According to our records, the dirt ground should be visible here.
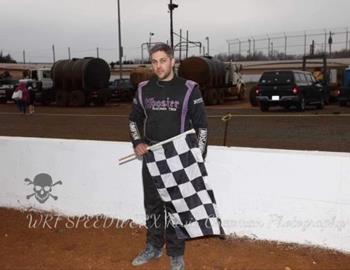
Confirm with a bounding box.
[1,101,350,152]
[1,208,350,270]
[1,100,350,269]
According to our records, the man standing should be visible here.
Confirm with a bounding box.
[129,43,208,270]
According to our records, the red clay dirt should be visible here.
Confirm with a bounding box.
[1,208,350,270]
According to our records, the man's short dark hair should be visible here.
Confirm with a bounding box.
[149,42,174,58]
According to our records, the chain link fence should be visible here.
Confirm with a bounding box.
[2,27,350,64]
[227,27,350,59]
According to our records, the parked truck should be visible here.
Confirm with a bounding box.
[20,68,55,105]
[52,57,111,106]
[302,54,347,103]
[338,67,350,106]
[178,56,245,105]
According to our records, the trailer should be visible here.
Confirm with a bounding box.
[52,58,111,106]
[178,56,245,105]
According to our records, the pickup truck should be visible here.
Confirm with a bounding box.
[338,68,350,106]
[256,70,325,112]
[338,87,350,106]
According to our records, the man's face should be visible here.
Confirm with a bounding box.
[151,50,175,81]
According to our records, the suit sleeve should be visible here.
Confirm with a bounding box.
[188,85,208,159]
[128,88,145,148]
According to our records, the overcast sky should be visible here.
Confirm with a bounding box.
[1,0,350,63]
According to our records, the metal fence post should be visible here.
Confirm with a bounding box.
[221,113,233,146]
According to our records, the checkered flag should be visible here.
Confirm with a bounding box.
[145,129,224,239]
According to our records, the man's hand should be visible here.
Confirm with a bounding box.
[134,143,149,157]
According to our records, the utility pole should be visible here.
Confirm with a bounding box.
[248,39,251,57]
[346,27,349,51]
[117,0,123,80]
[141,42,149,64]
[68,47,71,60]
[304,32,307,56]
[310,40,315,56]
[238,39,242,59]
[324,29,327,53]
[148,32,154,52]
[205,36,209,56]
[186,30,189,59]
[252,37,256,56]
[22,50,26,64]
[96,47,100,58]
[141,43,144,64]
[179,29,182,61]
[52,44,56,63]
[148,32,154,61]
[168,0,178,50]
[271,42,274,57]
[284,33,287,58]
[328,31,333,56]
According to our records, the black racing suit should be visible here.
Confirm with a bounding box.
[129,76,208,256]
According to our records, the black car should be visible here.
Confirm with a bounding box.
[0,79,17,103]
[108,78,135,101]
[256,70,325,112]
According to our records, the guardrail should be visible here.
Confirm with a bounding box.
[0,136,349,252]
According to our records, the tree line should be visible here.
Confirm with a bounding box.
[1,48,350,64]
[0,51,16,63]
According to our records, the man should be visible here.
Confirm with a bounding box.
[129,43,208,270]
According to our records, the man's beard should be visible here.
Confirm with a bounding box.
[157,68,173,81]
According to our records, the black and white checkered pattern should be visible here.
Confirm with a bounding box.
[145,132,224,239]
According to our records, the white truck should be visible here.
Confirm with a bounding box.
[226,61,245,100]
[23,68,55,105]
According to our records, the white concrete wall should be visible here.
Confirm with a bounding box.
[1,136,350,253]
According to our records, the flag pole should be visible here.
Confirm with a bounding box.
[118,129,196,165]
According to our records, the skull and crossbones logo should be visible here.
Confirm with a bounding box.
[25,173,62,204]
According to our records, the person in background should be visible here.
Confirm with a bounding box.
[27,82,35,115]
[14,81,30,115]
